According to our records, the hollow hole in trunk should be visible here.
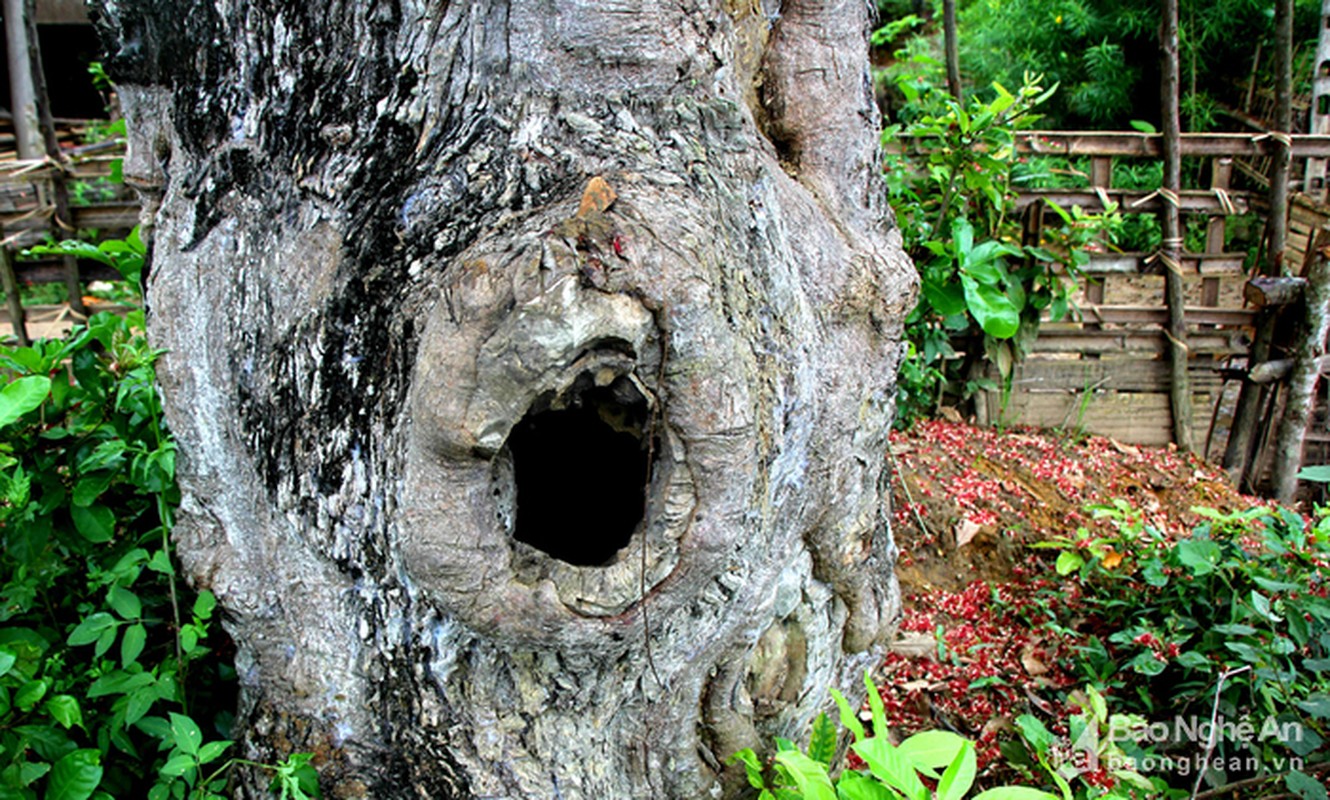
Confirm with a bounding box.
[506,372,655,566]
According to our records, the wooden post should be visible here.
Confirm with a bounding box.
[1162,0,1193,452]
[3,0,42,160]
[1085,157,1111,310]
[1271,251,1330,503]
[1225,0,1295,484]
[943,0,960,100]
[1303,0,1330,202]
[21,0,86,316]
[1203,157,1232,308]
[0,242,29,347]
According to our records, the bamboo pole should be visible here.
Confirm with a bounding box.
[21,0,85,316]
[943,0,960,100]
[0,236,29,347]
[3,0,41,159]
[1224,0,1295,486]
[1162,0,1193,452]
[1272,251,1330,503]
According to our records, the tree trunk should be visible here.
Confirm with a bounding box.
[90,2,917,798]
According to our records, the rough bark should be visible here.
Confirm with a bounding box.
[90,1,917,798]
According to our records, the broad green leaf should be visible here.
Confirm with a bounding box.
[72,504,115,543]
[108,586,142,620]
[1055,550,1084,576]
[773,751,836,800]
[863,672,888,741]
[147,549,174,574]
[936,740,977,800]
[836,771,898,800]
[71,471,114,507]
[808,712,837,767]
[1296,694,1330,719]
[960,275,1020,339]
[47,749,102,800]
[14,679,47,711]
[922,277,967,317]
[1175,538,1222,576]
[159,754,197,778]
[87,670,155,698]
[1015,715,1054,756]
[169,712,203,756]
[193,590,217,620]
[1251,590,1281,622]
[897,729,967,774]
[0,648,15,677]
[853,738,928,800]
[1296,465,1330,483]
[197,740,232,766]
[120,623,146,667]
[45,695,83,730]
[1286,769,1329,800]
[125,686,157,727]
[0,376,51,428]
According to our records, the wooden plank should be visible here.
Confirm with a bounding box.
[1030,328,1248,356]
[985,387,1217,446]
[1077,251,1246,276]
[1004,358,1223,394]
[1016,188,1251,214]
[0,202,139,233]
[1073,304,1255,326]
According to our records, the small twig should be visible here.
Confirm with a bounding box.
[1192,759,1330,800]
[886,446,933,545]
[1189,665,1251,800]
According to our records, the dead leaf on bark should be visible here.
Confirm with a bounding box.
[1109,438,1140,458]
[577,175,617,217]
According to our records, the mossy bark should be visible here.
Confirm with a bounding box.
[90,1,917,797]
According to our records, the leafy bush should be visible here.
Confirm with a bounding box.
[731,671,1061,800]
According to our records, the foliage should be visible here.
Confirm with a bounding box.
[884,70,1115,426]
[730,671,1061,800]
[0,238,316,798]
[1031,502,1330,792]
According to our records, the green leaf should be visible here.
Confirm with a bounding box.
[68,613,117,646]
[936,740,977,800]
[830,688,866,742]
[124,686,157,727]
[853,738,928,800]
[1015,715,1054,756]
[1129,119,1157,134]
[0,647,16,677]
[94,626,117,659]
[147,549,174,574]
[728,748,767,791]
[71,504,115,543]
[1128,650,1167,676]
[960,275,1020,339]
[120,623,146,667]
[45,695,83,730]
[0,376,51,429]
[108,586,142,620]
[192,591,217,621]
[87,669,154,698]
[197,740,232,766]
[1296,465,1330,483]
[71,472,114,507]
[1251,590,1282,622]
[1175,538,1222,575]
[1211,623,1257,636]
[1055,550,1084,576]
[1296,694,1330,719]
[1304,658,1330,672]
[773,751,836,800]
[897,730,967,774]
[14,678,47,711]
[169,712,203,756]
[808,712,837,766]
[47,749,102,800]
[1286,769,1330,800]
[159,754,197,778]
[836,771,898,800]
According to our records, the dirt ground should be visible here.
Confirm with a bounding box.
[878,419,1273,774]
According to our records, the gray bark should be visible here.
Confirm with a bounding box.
[1272,255,1330,503]
[90,1,916,798]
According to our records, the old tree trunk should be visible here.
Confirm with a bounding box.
[91,1,916,796]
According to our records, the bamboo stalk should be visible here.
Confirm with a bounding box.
[1162,0,1193,452]
[1272,251,1330,502]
